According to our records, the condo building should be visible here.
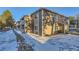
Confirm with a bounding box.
[19,8,69,36]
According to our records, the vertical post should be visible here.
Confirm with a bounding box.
[41,9,44,36]
[37,13,39,35]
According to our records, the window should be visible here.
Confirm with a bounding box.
[55,15,58,20]
[35,26,38,30]
[22,25,24,29]
[35,15,37,19]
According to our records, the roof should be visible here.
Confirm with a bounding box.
[31,8,68,18]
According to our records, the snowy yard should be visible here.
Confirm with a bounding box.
[16,30,79,51]
[0,30,17,51]
[23,33,79,51]
[1,29,79,51]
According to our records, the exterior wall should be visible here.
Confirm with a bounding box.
[19,15,32,33]
[24,16,32,33]
[42,9,54,36]
[34,12,39,35]
[20,19,26,33]
[32,8,69,36]
[31,10,42,35]
[19,8,69,36]
[64,18,69,33]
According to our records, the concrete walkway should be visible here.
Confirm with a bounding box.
[27,33,50,44]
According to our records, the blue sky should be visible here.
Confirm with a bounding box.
[0,7,79,21]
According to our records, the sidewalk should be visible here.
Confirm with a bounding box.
[27,33,50,44]
[69,31,79,35]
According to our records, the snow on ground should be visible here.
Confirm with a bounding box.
[4,29,79,51]
[45,34,79,51]
[15,30,79,51]
[21,32,79,51]
[0,30,17,51]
